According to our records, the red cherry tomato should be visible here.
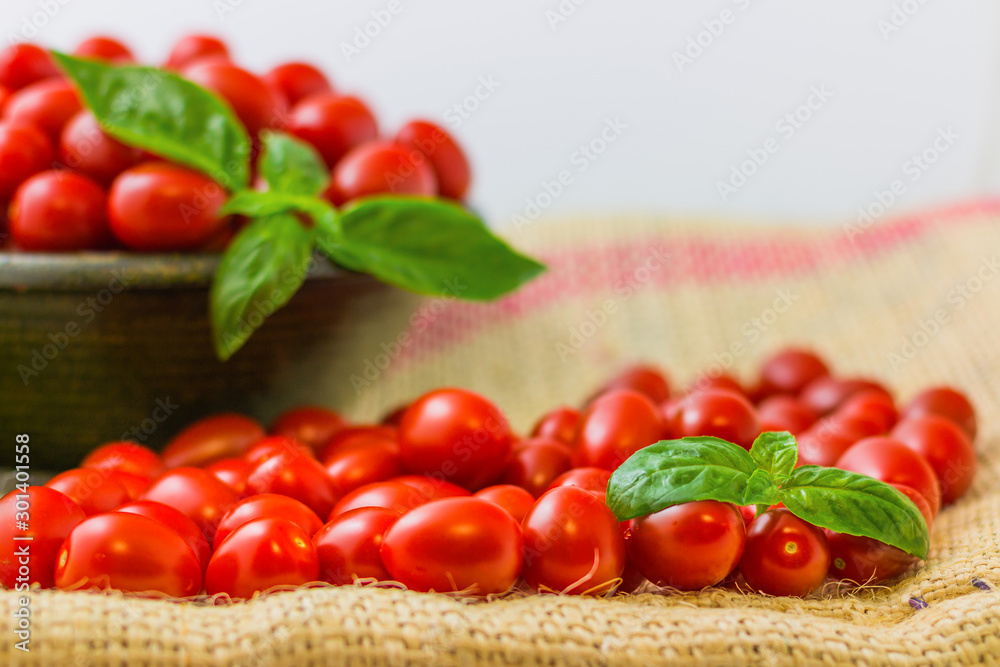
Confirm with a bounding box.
[671,389,759,450]
[381,497,523,594]
[140,467,239,541]
[45,467,130,516]
[184,62,286,138]
[104,470,151,500]
[474,484,535,523]
[263,62,333,106]
[796,422,859,468]
[161,413,265,468]
[55,512,202,597]
[324,439,402,496]
[521,486,626,595]
[757,348,829,397]
[0,122,54,200]
[890,415,977,505]
[9,170,109,251]
[270,405,347,450]
[165,35,230,70]
[834,436,941,518]
[598,365,671,405]
[108,163,229,251]
[330,480,430,518]
[902,387,977,440]
[213,493,323,549]
[738,509,830,597]
[530,406,581,444]
[116,500,212,572]
[324,141,437,206]
[624,501,745,590]
[204,457,249,495]
[245,451,338,518]
[287,94,377,168]
[825,530,915,585]
[890,483,935,529]
[573,390,664,470]
[59,110,141,186]
[835,390,897,434]
[81,441,164,479]
[395,120,471,200]
[757,395,818,435]
[392,475,471,501]
[314,507,398,585]
[500,438,573,498]
[317,425,397,459]
[546,467,612,501]
[801,376,890,416]
[3,79,81,142]
[398,388,514,491]
[0,486,86,588]
[205,517,319,599]
[0,44,60,91]
[0,85,9,114]
[73,37,134,63]
[687,373,746,397]
[244,436,313,468]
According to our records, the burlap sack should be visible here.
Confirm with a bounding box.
[3,202,1000,666]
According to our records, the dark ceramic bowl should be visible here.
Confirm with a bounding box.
[0,251,397,470]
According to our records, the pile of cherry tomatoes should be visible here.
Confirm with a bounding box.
[0,34,469,252]
[0,348,977,599]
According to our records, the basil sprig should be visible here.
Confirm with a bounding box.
[55,53,546,360]
[607,432,930,559]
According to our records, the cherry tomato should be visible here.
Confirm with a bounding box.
[835,390,897,434]
[529,406,581,445]
[161,413,264,468]
[324,439,402,496]
[204,457,249,495]
[573,390,664,470]
[0,44,59,92]
[45,467,130,516]
[474,484,535,523]
[263,62,333,107]
[671,389,759,450]
[244,436,313,468]
[0,85,9,114]
[324,141,437,205]
[81,441,164,479]
[59,110,141,186]
[796,422,859,468]
[757,348,829,397]
[757,395,818,435]
[624,501,745,590]
[890,483,935,529]
[318,425,396,459]
[392,475,471,501]
[330,480,430,518]
[546,467,612,501]
[521,486,626,595]
[245,451,338,518]
[74,37,134,63]
[213,493,323,549]
[314,507,398,585]
[205,517,319,599]
[825,530,914,585]
[3,79,81,142]
[902,387,977,440]
[0,486,86,588]
[0,122,54,200]
[890,415,977,504]
[104,470,152,500]
[108,163,229,251]
[598,365,671,405]
[687,373,746,397]
[801,376,890,416]
[738,509,830,597]
[270,405,347,450]
[55,512,202,597]
[140,467,239,541]
[9,170,109,251]
[395,120,470,200]
[287,94,377,168]
[381,497,523,594]
[835,436,941,517]
[398,388,514,491]
[500,438,573,498]
[165,35,230,70]
[184,62,286,138]
[116,500,212,572]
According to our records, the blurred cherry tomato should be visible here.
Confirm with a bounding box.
[825,529,914,585]
[395,120,470,200]
[738,509,830,597]
[835,390,897,434]
[324,439,402,496]
[318,426,397,461]
[687,373,746,397]
[205,517,319,599]
[546,467,612,501]
[757,395,818,435]
[287,94,377,168]
[0,122,54,200]
[45,467,130,516]
[161,413,265,468]
[474,484,535,523]
[381,497,523,594]
[73,37,134,63]
[521,487,626,595]
[165,35,230,70]
[573,390,664,470]
[81,441,164,479]
[204,457,249,495]
[800,376,890,416]
[245,451,338,518]
[9,170,109,251]
[392,475,470,501]
[104,470,151,500]
[314,507,398,585]
[140,467,239,541]
[0,43,60,91]
[757,348,829,397]
[530,407,581,445]
[624,501,745,590]
[598,365,671,405]
[213,493,323,549]
[835,436,941,518]
[60,111,141,186]
[3,79,81,141]
[902,387,977,441]
[796,422,859,468]
[330,480,429,519]
[244,436,313,468]
[263,62,332,106]
[184,62,286,138]
[270,405,347,450]
[116,500,212,572]
[500,438,573,498]
[671,389,759,450]
[0,486,86,588]
[891,415,977,504]
[55,512,202,596]
[325,141,437,205]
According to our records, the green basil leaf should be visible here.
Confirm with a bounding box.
[743,469,781,507]
[52,51,251,189]
[606,437,757,521]
[319,196,545,300]
[220,190,336,228]
[210,214,315,360]
[258,132,329,195]
[749,431,797,483]
[779,466,930,559]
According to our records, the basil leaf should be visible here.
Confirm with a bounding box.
[220,190,336,229]
[606,437,757,521]
[320,196,545,300]
[210,214,315,360]
[749,431,797,483]
[52,52,250,189]
[779,466,930,559]
[258,132,329,195]
[742,469,781,507]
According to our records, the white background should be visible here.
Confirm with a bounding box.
[4,0,999,228]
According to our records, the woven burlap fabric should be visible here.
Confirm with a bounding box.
[4,202,1000,666]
